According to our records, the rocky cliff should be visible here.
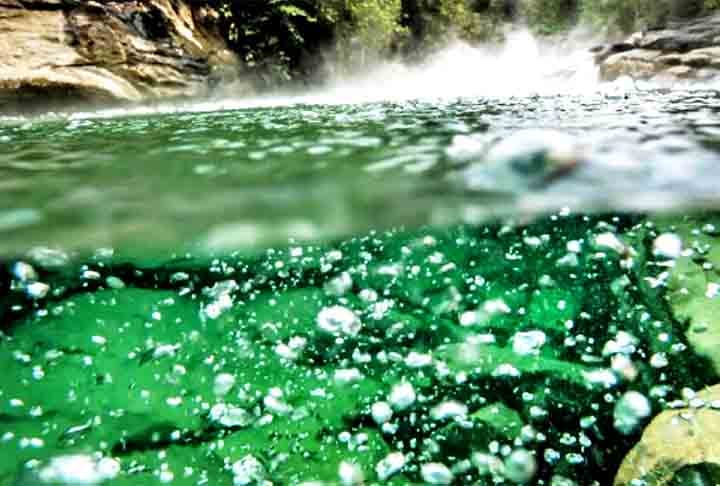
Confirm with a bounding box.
[593,14,720,83]
[0,0,244,113]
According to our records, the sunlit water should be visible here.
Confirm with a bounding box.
[2,35,720,485]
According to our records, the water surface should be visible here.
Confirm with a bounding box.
[2,88,720,257]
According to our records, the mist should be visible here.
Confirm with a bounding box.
[51,27,719,122]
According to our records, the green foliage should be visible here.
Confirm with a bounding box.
[323,0,406,71]
[205,0,407,84]
[441,0,508,42]
[345,0,405,49]
[576,0,708,35]
[402,0,508,53]
[520,0,578,35]
[527,0,718,37]
[198,0,720,86]
[207,1,337,85]
[276,3,317,20]
[577,0,651,35]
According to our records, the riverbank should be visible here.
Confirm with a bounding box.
[0,0,249,113]
[593,13,720,82]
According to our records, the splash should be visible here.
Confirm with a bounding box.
[53,30,607,120]
[316,30,604,102]
[16,28,718,121]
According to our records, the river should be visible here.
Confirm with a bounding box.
[1,34,720,485]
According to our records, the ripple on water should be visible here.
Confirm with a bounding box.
[0,91,720,253]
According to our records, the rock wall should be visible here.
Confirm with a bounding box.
[0,0,244,113]
[593,14,720,82]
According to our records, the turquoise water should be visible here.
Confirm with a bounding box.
[1,90,720,256]
[1,90,720,485]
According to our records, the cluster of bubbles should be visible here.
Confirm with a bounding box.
[0,213,717,485]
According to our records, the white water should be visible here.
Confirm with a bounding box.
[316,30,603,102]
[56,30,609,120]
[19,28,719,121]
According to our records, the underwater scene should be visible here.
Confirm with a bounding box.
[2,85,720,486]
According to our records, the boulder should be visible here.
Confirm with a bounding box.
[2,217,716,484]
[594,13,720,82]
[600,49,664,81]
[615,384,720,485]
[0,0,245,113]
[665,216,720,375]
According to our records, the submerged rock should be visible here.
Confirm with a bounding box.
[0,216,717,484]
[615,384,720,486]
[665,215,720,373]
[0,0,244,113]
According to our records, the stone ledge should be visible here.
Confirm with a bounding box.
[594,13,720,83]
[0,0,244,113]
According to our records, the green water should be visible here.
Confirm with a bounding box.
[2,90,720,256]
[2,92,720,485]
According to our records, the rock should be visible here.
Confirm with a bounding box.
[614,384,720,486]
[0,288,214,480]
[595,13,720,82]
[664,65,695,79]
[601,49,664,81]
[665,216,720,374]
[2,216,717,484]
[590,42,635,65]
[0,0,245,113]
[436,402,524,456]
